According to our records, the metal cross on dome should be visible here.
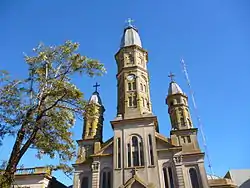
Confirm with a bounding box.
[93,82,100,92]
[126,18,134,26]
[168,72,175,82]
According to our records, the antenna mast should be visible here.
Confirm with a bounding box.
[181,58,214,177]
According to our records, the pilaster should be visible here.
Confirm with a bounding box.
[174,155,185,188]
[198,162,209,188]
[91,161,100,188]
[73,172,80,188]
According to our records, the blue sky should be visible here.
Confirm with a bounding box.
[1,0,250,186]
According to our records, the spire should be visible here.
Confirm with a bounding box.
[120,18,142,48]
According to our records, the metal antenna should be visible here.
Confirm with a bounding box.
[181,58,214,177]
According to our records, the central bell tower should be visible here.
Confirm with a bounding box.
[115,21,152,119]
[112,19,160,188]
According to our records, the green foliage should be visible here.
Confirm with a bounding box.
[0,41,105,187]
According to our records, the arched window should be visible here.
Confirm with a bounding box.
[168,167,174,188]
[101,169,112,188]
[88,127,92,136]
[128,95,137,107]
[144,84,147,92]
[127,74,136,91]
[128,83,132,91]
[132,136,139,166]
[140,83,143,91]
[117,138,121,168]
[163,168,169,188]
[127,135,144,167]
[180,118,185,126]
[189,168,200,188]
[132,82,136,90]
[146,100,150,110]
[139,141,144,165]
[128,96,133,107]
[187,118,192,127]
[148,134,154,165]
[142,97,145,107]
[127,143,131,167]
[163,166,174,188]
[81,177,88,188]
[133,95,137,106]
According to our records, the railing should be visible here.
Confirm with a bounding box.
[15,167,52,175]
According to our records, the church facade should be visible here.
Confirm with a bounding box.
[72,22,235,188]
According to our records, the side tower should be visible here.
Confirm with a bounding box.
[73,86,105,188]
[166,75,209,188]
[82,86,105,142]
[111,20,160,188]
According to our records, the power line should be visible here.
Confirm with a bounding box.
[181,58,214,177]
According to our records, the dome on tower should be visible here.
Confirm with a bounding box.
[168,81,183,95]
[120,25,142,48]
[88,91,102,105]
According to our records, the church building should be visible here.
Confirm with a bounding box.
[72,21,237,188]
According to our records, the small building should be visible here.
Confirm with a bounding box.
[11,166,67,188]
[224,169,250,188]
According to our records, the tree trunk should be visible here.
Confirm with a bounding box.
[0,129,24,187]
[1,123,39,187]
[1,168,15,188]
[0,108,39,187]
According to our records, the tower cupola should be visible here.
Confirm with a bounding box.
[89,91,102,106]
[168,81,183,95]
[120,18,142,48]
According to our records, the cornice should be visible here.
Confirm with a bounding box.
[116,65,149,79]
[111,115,158,129]
[115,45,148,57]
[170,128,198,135]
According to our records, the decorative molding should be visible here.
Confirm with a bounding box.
[174,155,183,164]
[91,161,100,172]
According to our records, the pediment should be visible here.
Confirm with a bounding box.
[122,175,148,188]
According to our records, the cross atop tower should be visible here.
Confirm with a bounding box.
[93,82,100,92]
[168,72,175,82]
[126,18,134,27]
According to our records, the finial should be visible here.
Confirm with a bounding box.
[93,82,100,92]
[126,18,134,27]
[168,72,175,82]
[131,167,138,176]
